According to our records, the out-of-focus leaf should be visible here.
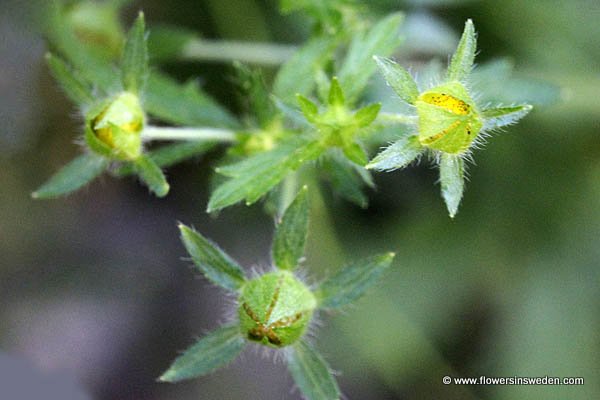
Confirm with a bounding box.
[342,142,368,166]
[274,36,338,103]
[447,19,476,82]
[114,141,218,176]
[179,224,246,291]
[32,153,108,199]
[272,187,309,270]
[354,103,381,127]
[374,56,419,105]
[159,325,245,382]
[367,135,423,171]
[46,53,94,106]
[482,104,533,131]
[321,149,374,208]
[145,72,238,128]
[286,340,340,400]
[439,153,464,218]
[316,253,395,309]
[132,154,170,197]
[235,63,277,128]
[339,13,403,103]
[208,138,324,212]
[147,24,198,62]
[121,12,148,94]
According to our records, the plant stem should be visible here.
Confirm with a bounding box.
[181,39,297,66]
[142,126,238,142]
[377,112,418,125]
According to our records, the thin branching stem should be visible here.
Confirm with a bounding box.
[142,126,238,142]
[181,40,297,65]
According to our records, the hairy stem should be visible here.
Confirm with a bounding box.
[377,112,418,125]
[142,126,238,142]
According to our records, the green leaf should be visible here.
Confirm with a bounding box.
[373,56,419,105]
[321,150,374,208]
[297,95,319,123]
[32,152,108,199]
[327,77,345,106]
[354,103,381,127]
[145,72,239,128]
[439,153,464,218]
[179,224,246,291]
[147,24,198,62]
[272,187,309,271]
[114,141,218,176]
[274,37,338,103]
[208,139,324,212]
[286,340,340,400]
[159,325,245,382]
[132,155,170,197]
[447,19,476,82]
[342,142,368,166]
[339,13,403,104]
[367,135,423,171]
[482,104,533,130]
[234,63,277,128]
[45,53,93,106]
[316,252,395,309]
[121,12,148,93]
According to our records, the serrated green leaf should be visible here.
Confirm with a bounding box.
[321,150,374,208]
[354,103,381,127]
[208,139,324,212]
[367,135,423,171]
[179,224,246,291]
[274,36,338,103]
[316,252,395,309]
[439,153,464,218]
[114,141,218,176]
[159,325,245,382]
[121,12,148,94]
[447,19,476,82]
[132,154,170,197]
[328,77,345,106]
[272,187,309,271]
[373,56,419,104]
[297,95,319,123]
[145,72,238,128]
[342,142,368,166]
[482,104,533,130]
[286,340,340,400]
[46,53,94,106]
[339,13,403,104]
[32,153,108,199]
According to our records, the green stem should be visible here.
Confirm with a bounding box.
[181,40,297,66]
[377,112,418,125]
[141,126,238,142]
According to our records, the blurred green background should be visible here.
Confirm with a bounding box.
[0,0,598,399]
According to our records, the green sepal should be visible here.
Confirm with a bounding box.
[354,103,381,127]
[342,142,368,166]
[45,53,94,106]
[482,104,533,130]
[272,187,309,271]
[327,77,345,107]
[439,153,465,218]
[297,94,319,123]
[84,101,115,158]
[179,224,246,291]
[121,12,148,94]
[367,135,423,171]
[159,325,245,382]
[373,56,419,105]
[339,13,404,104]
[208,139,324,212]
[316,252,395,309]
[286,340,340,400]
[132,154,170,197]
[447,19,476,82]
[32,152,109,199]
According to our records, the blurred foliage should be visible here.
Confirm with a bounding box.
[0,0,598,400]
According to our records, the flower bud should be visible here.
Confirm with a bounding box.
[238,271,316,348]
[91,92,144,160]
[415,81,482,154]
